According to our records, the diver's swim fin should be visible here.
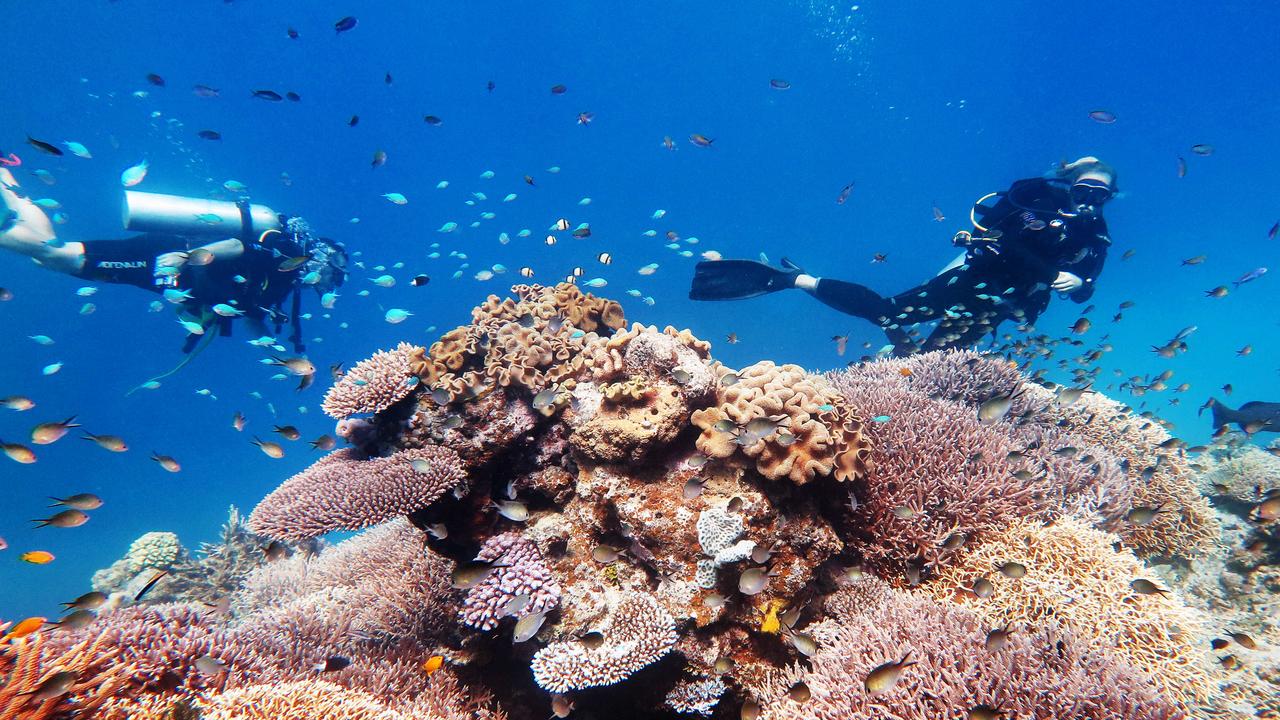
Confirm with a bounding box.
[689,260,799,301]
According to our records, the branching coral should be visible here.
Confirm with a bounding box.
[1023,384,1220,558]
[921,516,1212,709]
[461,532,561,631]
[665,676,727,716]
[0,631,133,720]
[531,592,678,693]
[323,342,424,419]
[691,361,871,484]
[248,445,466,541]
[751,577,1185,720]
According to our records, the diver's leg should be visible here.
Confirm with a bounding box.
[805,278,895,323]
[0,168,85,274]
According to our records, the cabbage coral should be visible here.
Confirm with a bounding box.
[921,516,1212,709]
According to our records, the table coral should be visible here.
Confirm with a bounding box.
[322,342,424,419]
[247,445,466,541]
[461,532,561,631]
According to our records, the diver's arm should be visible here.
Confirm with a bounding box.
[1060,222,1110,302]
[0,168,85,274]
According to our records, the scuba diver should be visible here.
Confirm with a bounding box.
[690,157,1117,356]
[0,167,346,357]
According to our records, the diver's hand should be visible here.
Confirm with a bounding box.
[154,251,187,273]
[0,167,57,247]
[1052,271,1083,293]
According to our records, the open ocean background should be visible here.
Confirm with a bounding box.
[2,0,1278,618]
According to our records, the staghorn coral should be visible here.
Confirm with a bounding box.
[750,577,1184,720]
[531,592,679,693]
[198,673,506,720]
[691,361,871,484]
[921,516,1212,710]
[461,532,561,631]
[323,342,424,419]
[1024,383,1220,558]
[1199,443,1280,503]
[829,365,1107,578]
[247,445,466,541]
[0,630,133,720]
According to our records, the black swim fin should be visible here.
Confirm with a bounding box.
[689,260,799,301]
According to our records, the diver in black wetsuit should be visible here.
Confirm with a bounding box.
[0,167,347,354]
[689,157,1117,356]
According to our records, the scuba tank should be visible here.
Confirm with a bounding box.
[123,191,281,237]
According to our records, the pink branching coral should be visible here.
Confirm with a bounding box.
[322,342,424,419]
[829,369,1080,577]
[751,578,1184,720]
[461,532,561,631]
[531,592,678,693]
[248,446,466,541]
[665,676,728,716]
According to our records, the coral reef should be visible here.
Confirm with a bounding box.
[29,286,1261,720]
[248,445,467,541]
[323,342,425,419]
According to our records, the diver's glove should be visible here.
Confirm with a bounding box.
[1051,271,1083,293]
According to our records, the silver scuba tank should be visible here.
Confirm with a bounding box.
[122,191,281,237]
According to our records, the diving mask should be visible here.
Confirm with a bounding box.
[1070,179,1113,208]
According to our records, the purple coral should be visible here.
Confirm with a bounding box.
[531,592,678,693]
[460,532,561,631]
[322,342,423,419]
[247,446,466,541]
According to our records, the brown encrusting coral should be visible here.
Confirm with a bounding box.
[19,286,1244,720]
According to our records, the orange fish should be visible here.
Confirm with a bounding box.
[1,616,47,641]
[898,368,913,377]
[422,655,444,675]
[20,550,55,565]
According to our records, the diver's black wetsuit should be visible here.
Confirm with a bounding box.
[74,231,307,350]
[813,177,1110,354]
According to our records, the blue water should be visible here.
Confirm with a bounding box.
[2,1,1278,618]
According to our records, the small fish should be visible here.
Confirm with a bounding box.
[49,493,102,510]
[251,436,285,458]
[1126,505,1165,526]
[32,509,90,528]
[422,655,446,674]
[269,356,316,376]
[134,569,168,601]
[1234,267,1267,287]
[494,500,529,522]
[195,655,229,676]
[309,435,336,451]
[187,247,216,265]
[997,561,1026,579]
[197,130,222,141]
[1,617,47,642]
[971,577,995,599]
[513,611,549,643]
[1270,220,1279,241]
[31,416,80,444]
[864,653,916,694]
[984,626,1012,652]
[1069,317,1092,334]
[20,550,55,564]
[272,425,301,441]
[423,115,443,126]
[550,693,575,718]
[383,192,408,205]
[836,182,854,205]
[371,150,388,169]
[277,255,310,272]
[22,670,78,703]
[263,541,288,561]
[1190,143,1214,156]
[738,567,769,595]
[315,655,351,672]
[592,545,623,563]
[233,412,247,431]
[62,141,91,159]
[385,308,412,324]
[193,84,220,97]
[689,133,715,148]
[120,160,149,187]
[1130,578,1169,596]
[1181,255,1207,266]
[26,135,64,156]
[1204,285,1229,298]
[52,609,96,631]
[335,15,358,32]
[932,203,945,222]
[451,559,503,589]
[1176,156,1187,178]
[82,432,127,452]
[61,591,107,611]
[1088,109,1116,124]
[977,395,1014,424]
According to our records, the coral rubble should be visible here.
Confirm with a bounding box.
[11,285,1257,720]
